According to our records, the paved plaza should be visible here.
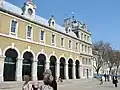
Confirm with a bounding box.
[58,79,120,90]
[0,79,120,90]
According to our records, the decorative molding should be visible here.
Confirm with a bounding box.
[3,45,20,58]
[52,51,55,55]
[11,43,15,49]
[28,46,31,51]
[0,33,80,55]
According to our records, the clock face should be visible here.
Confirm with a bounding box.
[28,8,33,15]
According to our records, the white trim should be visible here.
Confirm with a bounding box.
[21,49,35,61]
[26,25,33,40]
[51,33,56,47]
[36,51,47,61]
[0,33,80,54]
[9,19,18,37]
[3,46,20,58]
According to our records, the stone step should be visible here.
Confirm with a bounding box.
[0,81,24,89]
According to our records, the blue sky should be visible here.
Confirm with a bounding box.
[7,0,120,49]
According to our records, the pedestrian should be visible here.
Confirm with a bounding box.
[113,76,118,87]
[100,75,103,85]
[104,74,106,82]
[39,69,53,90]
[50,77,57,90]
[22,75,33,90]
[107,74,110,81]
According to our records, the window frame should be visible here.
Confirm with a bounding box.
[76,42,78,50]
[9,19,18,37]
[68,40,72,49]
[51,33,56,46]
[81,33,83,40]
[40,29,45,43]
[26,25,33,40]
[60,36,64,48]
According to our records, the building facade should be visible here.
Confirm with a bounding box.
[0,0,93,82]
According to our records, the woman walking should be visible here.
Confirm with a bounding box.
[22,75,33,90]
[39,69,54,90]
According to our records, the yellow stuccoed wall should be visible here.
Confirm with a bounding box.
[0,36,80,61]
[0,11,82,62]
[0,13,10,34]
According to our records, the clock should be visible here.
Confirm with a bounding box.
[28,8,33,15]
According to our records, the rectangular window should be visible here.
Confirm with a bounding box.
[83,69,85,76]
[61,37,64,47]
[81,33,83,40]
[76,43,78,50]
[87,36,89,41]
[88,47,89,53]
[85,58,88,65]
[10,20,17,34]
[82,44,84,52]
[27,26,32,39]
[40,30,44,41]
[52,34,55,44]
[69,40,71,49]
[85,45,87,52]
[82,58,84,64]
[84,35,86,40]
[89,59,91,65]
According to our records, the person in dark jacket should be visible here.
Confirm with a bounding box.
[112,76,118,87]
[50,78,57,90]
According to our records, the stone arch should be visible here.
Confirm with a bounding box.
[37,53,46,80]
[68,58,73,79]
[21,49,35,61]
[3,48,18,81]
[59,57,66,79]
[22,51,34,78]
[36,52,47,61]
[75,60,80,79]
[3,46,20,58]
[49,54,57,78]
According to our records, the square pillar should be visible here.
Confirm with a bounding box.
[16,58,23,81]
[72,63,76,79]
[80,65,83,78]
[56,61,60,79]
[0,56,4,82]
[32,60,38,81]
[45,58,50,70]
[65,62,69,80]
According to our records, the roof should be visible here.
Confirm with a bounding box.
[1,1,77,38]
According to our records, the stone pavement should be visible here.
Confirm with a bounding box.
[58,79,120,90]
[0,79,120,90]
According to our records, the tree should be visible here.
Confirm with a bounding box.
[114,50,120,75]
[103,45,115,75]
[93,41,106,74]
[93,50,103,74]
